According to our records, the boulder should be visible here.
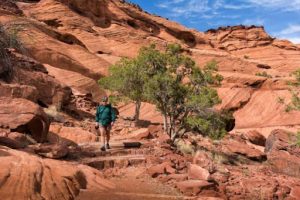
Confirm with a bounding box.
[147,162,176,178]
[193,151,214,170]
[221,138,266,161]
[129,128,150,140]
[0,146,114,200]
[265,129,294,153]
[176,180,214,195]
[48,124,97,145]
[243,130,266,146]
[0,97,49,142]
[31,143,69,159]
[268,150,300,178]
[188,164,210,181]
[264,130,300,178]
[224,173,282,200]
[0,132,33,149]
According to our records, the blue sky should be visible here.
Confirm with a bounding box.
[129,0,300,44]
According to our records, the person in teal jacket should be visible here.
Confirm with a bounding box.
[95,96,117,151]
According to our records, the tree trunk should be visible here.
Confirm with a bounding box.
[134,100,141,123]
[169,116,176,141]
[163,113,168,135]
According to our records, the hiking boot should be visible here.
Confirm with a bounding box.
[106,143,111,149]
[100,145,106,151]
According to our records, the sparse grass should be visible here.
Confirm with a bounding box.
[255,71,272,78]
[44,106,65,123]
[0,22,27,82]
[295,131,300,147]
[175,139,196,155]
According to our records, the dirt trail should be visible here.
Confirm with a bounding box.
[77,167,185,200]
[75,136,185,200]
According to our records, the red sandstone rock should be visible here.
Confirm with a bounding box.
[0,146,114,200]
[48,124,97,145]
[268,150,300,178]
[0,83,38,102]
[265,129,293,153]
[290,186,300,199]
[31,143,69,159]
[176,180,214,195]
[0,132,33,149]
[147,161,175,178]
[243,130,266,146]
[188,164,210,181]
[129,128,150,140]
[0,97,49,143]
[193,151,214,170]
[221,138,266,161]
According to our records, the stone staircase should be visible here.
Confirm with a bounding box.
[78,141,150,170]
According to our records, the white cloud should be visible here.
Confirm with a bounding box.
[243,18,265,26]
[273,24,300,44]
[246,0,300,11]
[288,37,300,44]
[279,24,300,35]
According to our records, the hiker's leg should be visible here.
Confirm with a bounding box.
[106,127,110,144]
[100,126,106,147]
[95,125,100,142]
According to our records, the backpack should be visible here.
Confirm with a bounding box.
[112,107,119,116]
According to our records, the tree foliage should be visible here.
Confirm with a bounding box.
[99,44,165,121]
[99,43,229,140]
[145,44,226,140]
[286,69,300,111]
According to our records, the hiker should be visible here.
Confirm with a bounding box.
[95,96,117,151]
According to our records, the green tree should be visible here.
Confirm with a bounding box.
[99,44,166,122]
[99,58,145,121]
[145,44,225,140]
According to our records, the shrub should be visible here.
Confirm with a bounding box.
[0,22,26,82]
[255,71,272,78]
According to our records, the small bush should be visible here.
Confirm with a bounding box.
[0,23,26,82]
[255,71,272,78]
[244,55,249,59]
[296,131,300,147]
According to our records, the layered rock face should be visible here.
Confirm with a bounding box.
[0,0,300,199]
[0,146,114,200]
[1,0,296,134]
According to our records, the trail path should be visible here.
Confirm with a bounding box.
[75,136,186,200]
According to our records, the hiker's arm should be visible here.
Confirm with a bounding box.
[111,108,117,124]
[95,107,99,122]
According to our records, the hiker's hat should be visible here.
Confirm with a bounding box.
[101,96,108,102]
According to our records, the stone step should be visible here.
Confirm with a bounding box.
[79,141,144,156]
[82,154,146,170]
[93,148,151,157]
[78,191,190,200]
[79,141,143,149]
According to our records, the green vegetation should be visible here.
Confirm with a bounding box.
[255,71,272,78]
[286,69,300,111]
[0,22,26,82]
[279,69,300,112]
[99,44,229,140]
[99,44,165,121]
[296,131,300,147]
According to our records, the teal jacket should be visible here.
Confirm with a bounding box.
[95,104,116,126]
